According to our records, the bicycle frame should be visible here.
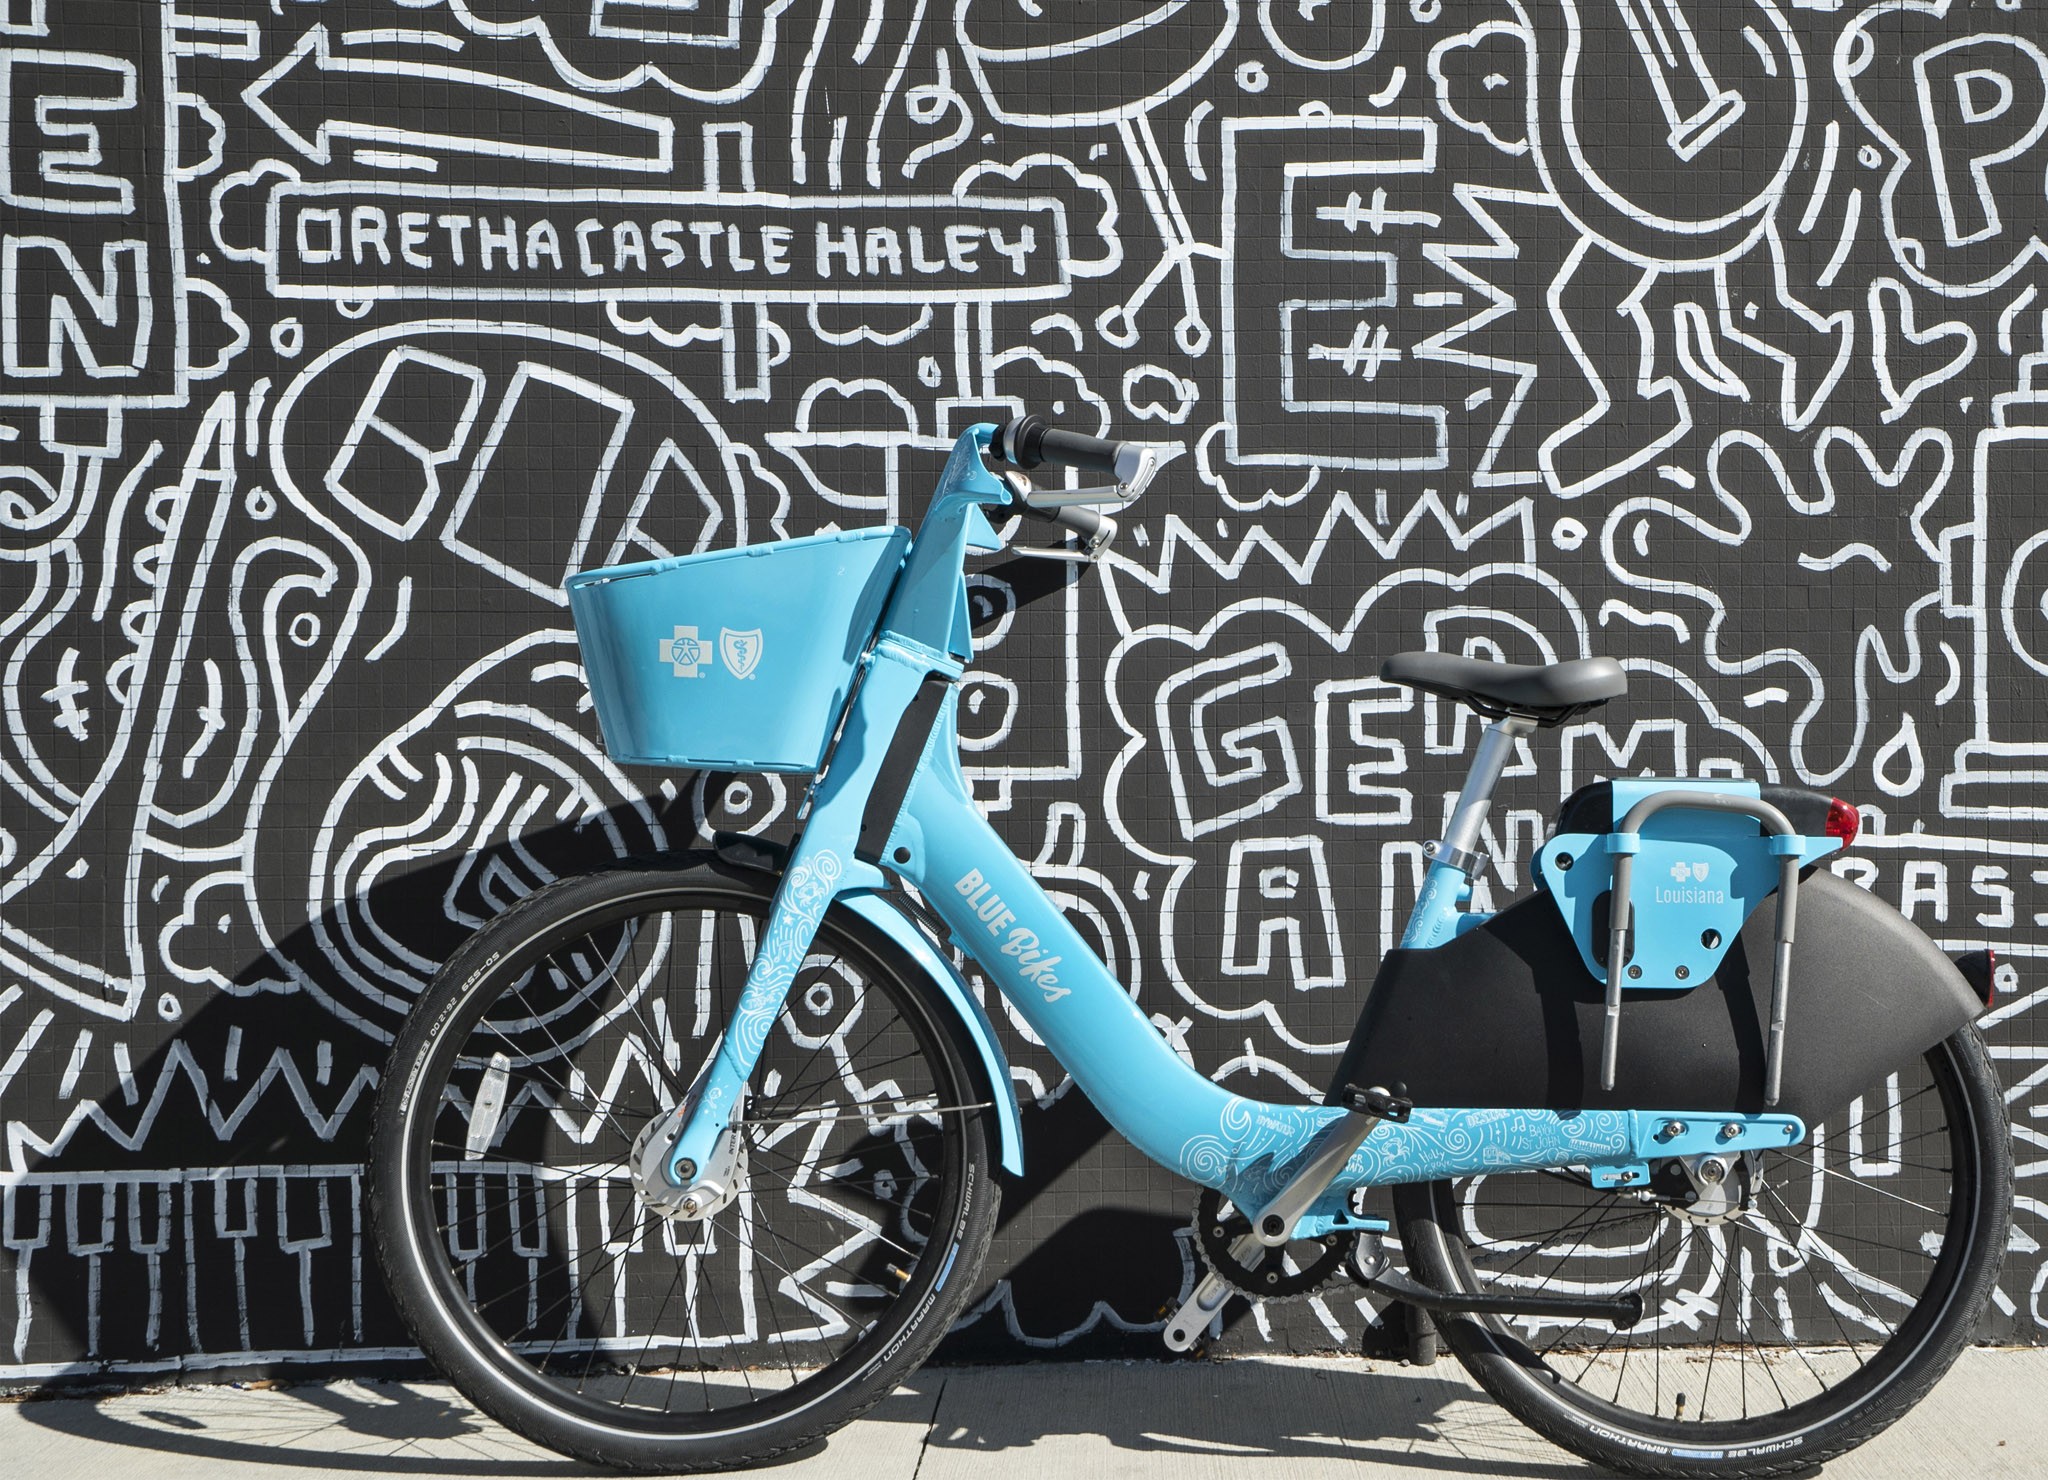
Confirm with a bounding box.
[663,426,1804,1221]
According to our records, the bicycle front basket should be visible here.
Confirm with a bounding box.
[565,527,911,774]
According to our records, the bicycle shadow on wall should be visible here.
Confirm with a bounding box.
[11,800,930,1470]
[0,544,1058,1357]
[6,808,632,1351]
[8,551,1486,1467]
[11,787,1536,1471]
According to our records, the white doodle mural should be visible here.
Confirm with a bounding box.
[2,0,2047,1378]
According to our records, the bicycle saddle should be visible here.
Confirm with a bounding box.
[1380,651,1626,725]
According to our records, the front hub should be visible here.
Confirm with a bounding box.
[630,1102,746,1221]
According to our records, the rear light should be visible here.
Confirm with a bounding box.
[1956,949,1997,1008]
[1825,797,1860,847]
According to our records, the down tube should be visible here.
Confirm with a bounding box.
[894,755,1641,1209]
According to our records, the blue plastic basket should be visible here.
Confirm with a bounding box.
[565,528,911,773]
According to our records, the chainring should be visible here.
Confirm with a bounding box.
[1192,1187,1356,1300]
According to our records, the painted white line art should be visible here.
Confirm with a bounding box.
[0,0,2043,1378]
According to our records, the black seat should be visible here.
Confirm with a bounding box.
[1381,651,1626,724]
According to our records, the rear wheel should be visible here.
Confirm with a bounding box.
[1393,1027,2010,1478]
[368,858,1000,1471]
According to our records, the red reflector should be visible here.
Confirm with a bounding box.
[1957,949,1998,1008]
[1825,797,1861,847]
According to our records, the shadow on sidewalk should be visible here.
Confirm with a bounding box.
[9,1361,1597,1477]
[899,1359,1594,1478]
[13,1374,922,1474]
[15,1378,598,1473]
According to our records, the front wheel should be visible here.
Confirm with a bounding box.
[1393,1026,2011,1479]
[368,857,1000,1472]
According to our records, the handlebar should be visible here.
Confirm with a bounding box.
[989,415,1125,474]
[986,414,1158,561]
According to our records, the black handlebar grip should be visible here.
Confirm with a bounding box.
[992,415,1124,474]
[1034,427,1123,475]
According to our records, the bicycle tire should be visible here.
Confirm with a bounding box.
[368,856,1000,1471]
[1392,1026,2011,1479]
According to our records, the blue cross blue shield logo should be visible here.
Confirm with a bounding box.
[659,626,710,678]
[720,628,764,679]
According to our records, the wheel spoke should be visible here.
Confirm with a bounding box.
[381,880,985,1439]
[1408,1037,1990,1452]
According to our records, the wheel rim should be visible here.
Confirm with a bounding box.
[1418,1037,1989,1445]
[391,882,978,1438]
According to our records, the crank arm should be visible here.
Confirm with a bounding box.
[1162,1227,1265,1352]
[1362,1264,1644,1329]
[1161,1268,1232,1353]
[1249,1084,1410,1246]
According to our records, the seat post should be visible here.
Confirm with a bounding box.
[1432,714,1536,874]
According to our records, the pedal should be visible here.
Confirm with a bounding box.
[1336,1084,1412,1121]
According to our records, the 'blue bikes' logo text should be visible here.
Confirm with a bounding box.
[955,869,1068,1001]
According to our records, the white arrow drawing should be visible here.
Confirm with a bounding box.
[242,25,675,173]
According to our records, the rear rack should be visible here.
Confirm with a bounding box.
[1602,790,1806,1104]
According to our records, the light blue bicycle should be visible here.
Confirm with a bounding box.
[368,419,2009,1478]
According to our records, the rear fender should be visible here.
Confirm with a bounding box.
[1329,868,1984,1124]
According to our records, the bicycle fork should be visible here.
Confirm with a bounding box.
[644,635,960,1213]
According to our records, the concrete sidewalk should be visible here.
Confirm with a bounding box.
[4,1348,2042,1479]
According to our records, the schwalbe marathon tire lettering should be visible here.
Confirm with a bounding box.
[1390,1027,2012,1479]
[367,859,1001,1472]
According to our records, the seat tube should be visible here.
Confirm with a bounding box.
[1400,714,1534,949]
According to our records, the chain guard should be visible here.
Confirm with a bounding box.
[1192,1187,1356,1301]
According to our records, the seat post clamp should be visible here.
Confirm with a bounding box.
[1422,839,1486,877]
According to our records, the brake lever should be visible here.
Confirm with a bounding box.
[1021,483,1134,509]
[998,474,1118,562]
[1001,446,1157,506]
[1011,513,1116,563]
[995,444,1154,563]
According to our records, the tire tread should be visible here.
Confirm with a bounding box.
[367,860,999,1472]
[1392,1027,2012,1480]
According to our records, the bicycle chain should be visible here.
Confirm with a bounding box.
[1190,1186,1357,1301]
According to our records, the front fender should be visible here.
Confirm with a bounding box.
[709,832,1023,1174]
[838,889,1025,1175]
